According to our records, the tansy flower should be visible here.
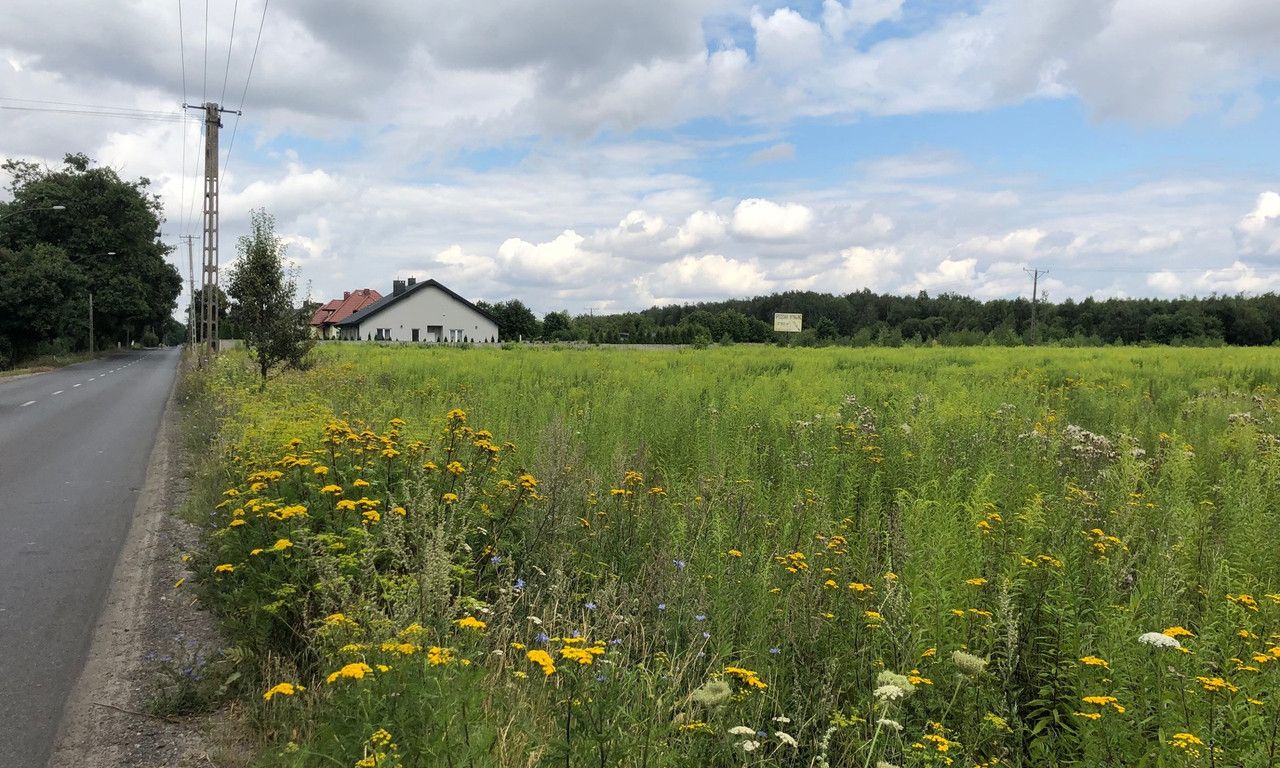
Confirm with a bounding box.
[352,478,371,488]
[313,466,328,476]
[1080,656,1110,668]
[727,549,743,558]
[214,563,234,574]
[1162,626,1195,638]
[426,646,454,666]
[455,616,487,631]
[326,662,373,683]
[446,461,466,476]
[442,493,459,504]
[336,499,357,511]
[263,682,303,700]
[320,484,343,494]
[724,666,768,690]
[527,649,556,676]
[269,538,293,552]
[965,577,988,587]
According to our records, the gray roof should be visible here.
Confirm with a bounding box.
[336,279,499,327]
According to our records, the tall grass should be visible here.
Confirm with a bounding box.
[185,344,1280,767]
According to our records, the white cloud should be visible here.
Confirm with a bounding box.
[664,209,726,252]
[731,198,813,240]
[1237,191,1280,256]
[1195,261,1280,293]
[1146,271,1182,293]
[822,0,903,39]
[643,253,771,300]
[750,8,825,71]
[960,228,1047,258]
[747,142,796,165]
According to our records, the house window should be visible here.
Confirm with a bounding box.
[411,328,420,342]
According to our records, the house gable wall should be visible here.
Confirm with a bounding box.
[341,284,499,342]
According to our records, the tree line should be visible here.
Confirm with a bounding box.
[484,290,1280,347]
[0,154,183,368]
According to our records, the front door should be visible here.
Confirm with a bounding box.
[411,328,420,342]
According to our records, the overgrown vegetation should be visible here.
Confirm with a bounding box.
[186,345,1280,766]
[0,153,182,367]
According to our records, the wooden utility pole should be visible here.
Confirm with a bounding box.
[180,234,197,349]
[185,101,240,362]
[1024,267,1049,345]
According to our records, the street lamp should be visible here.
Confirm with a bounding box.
[83,251,116,355]
[0,204,66,221]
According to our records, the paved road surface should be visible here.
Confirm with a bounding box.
[0,348,180,767]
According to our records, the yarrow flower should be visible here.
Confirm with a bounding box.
[1138,632,1182,649]
[952,650,988,676]
[728,726,755,736]
[775,731,798,747]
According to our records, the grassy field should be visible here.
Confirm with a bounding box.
[181,343,1280,767]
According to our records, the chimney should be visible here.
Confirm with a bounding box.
[344,291,351,299]
[407,277,417,286]
[392,279,406,296]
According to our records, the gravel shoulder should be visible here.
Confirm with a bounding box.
[46,359,251,768]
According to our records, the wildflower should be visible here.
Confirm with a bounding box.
[336,499,358,511]
[739,740,760,752]
[678,721,710,733]
[173,578,185,589]
[584,601,597,610]
[1196,676,1239,693]
[441,493,459,504]
[877,718,903,732]
[728,549,743,558]
[361,509,381,525]
[446,460,465,476]
[313,465,328,476]
[269,538,293,552]
[965,577,988,587]
[214,563,234,574]
[1138,632,1182,649]
[1082,695,1125,713]
[673,559,686,571]
[1170,732,1204,754]
[1227,593,1260,611]
[772,715,791,724]
[694,613,706,622]
[1080,656,1110,668]
[848,582,872,592]
[874,684,910,701]
[426,646,454,666]
[776,731,798,747]
[823,579,839,589]
[527,649,556,676]
[728,726,755,736]
[1074,711,1102,720]
[455,616,486,631]
[691,679,732,706]
[561,644,606,665]
[352,478,371,488]
[263,682,303,700]
[724,666,768,690]
[228,518,246,528]
[1162,626,1195,638]
[326,662,374,683]
[320,484,343,494]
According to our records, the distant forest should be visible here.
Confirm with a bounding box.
[520,290,1280,347]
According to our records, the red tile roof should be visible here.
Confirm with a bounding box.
[310,289,382,327]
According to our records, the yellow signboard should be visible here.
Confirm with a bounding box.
[773,313,803,332]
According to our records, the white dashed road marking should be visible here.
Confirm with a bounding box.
[73,384,81,388]
[51,391,63,396]
[20,401,36,408]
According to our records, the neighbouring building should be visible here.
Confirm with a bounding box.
[310,288,382,339]
[335,277,500,343]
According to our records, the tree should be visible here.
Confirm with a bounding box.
[476,299,541,341]
[227,210,313,383]
[542,310,571,340]
[0,153,181,361]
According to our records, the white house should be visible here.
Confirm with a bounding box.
[336,278,500,343]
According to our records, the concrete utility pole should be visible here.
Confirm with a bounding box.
[88,293,93,355]
[1024,267,1049,345]
[180,234,197,349]
[184,101,240,362]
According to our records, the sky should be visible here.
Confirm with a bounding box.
[1,0,1279,315]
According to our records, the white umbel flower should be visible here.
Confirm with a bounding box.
[728,726,755,736]
[876,717,903,732]
[874,684,909,701]
[740,740,760,752]
[1138,631,1181,649]
[776,731,798,747]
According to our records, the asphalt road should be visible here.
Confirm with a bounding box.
[0,348,180,767]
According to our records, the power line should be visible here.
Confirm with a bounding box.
[176,0,188,106]
[0,104,185,123]
[0,96,179,117]
[219,0,240,105]
[222,0,269,176]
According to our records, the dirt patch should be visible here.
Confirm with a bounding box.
[46,361,252,767]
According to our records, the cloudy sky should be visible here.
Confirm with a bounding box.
[2,0,1279,314]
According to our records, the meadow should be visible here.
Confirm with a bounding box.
[180,343,1280,767]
